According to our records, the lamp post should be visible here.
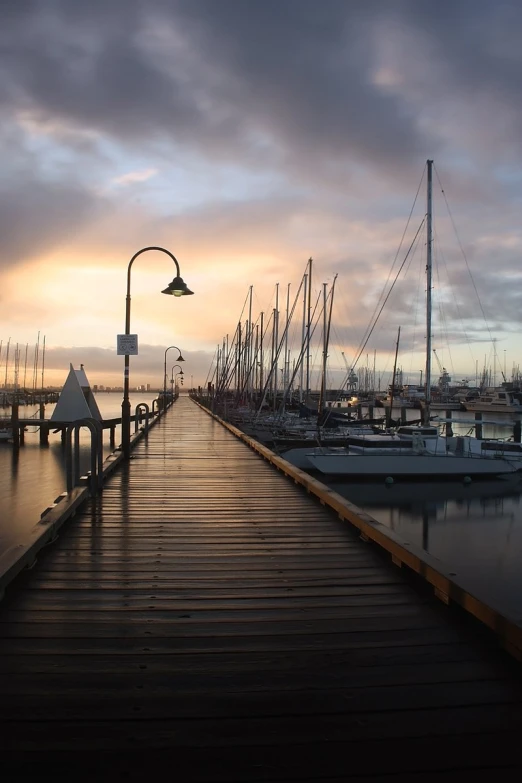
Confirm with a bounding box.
[170,364,184,396]
[121,246,193,459]
[163,346,185,406]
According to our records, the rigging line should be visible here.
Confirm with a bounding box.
[432,222,476,371]
[432,233,458,378]
[276,288,327,416]
[213,288,257,391]
[406,229,426,383]
[240,276,305,400]
[204,345,219,387]
[258,288,323,419]
[434,164,501,369]
[354,164,427,358]
[348,217,426,378]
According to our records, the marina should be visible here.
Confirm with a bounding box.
[1,396,522,778]
[2,2,522,777]
[2,393,522,621]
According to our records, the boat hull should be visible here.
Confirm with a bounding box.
[306,452,520,478]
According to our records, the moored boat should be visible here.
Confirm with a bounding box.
[462,388,522,414]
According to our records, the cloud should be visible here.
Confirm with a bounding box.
[0,176,108,270]
[0,0,521,381]
[41,344,214,388]
[113,168,158,185]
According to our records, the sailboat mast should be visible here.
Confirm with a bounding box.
[424,159,433,424]
[247,286,252,399]
[41,335,46,391]
[387,326,401,429]
[306,257,312,403]
[259,311,264,397]
[299,272,307,403]
[319,282,327,414]
[273,284,279,411]
[4,338,10,389]
[284,283,290,393]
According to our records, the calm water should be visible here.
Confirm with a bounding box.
[326,407,522,620]
[0,392,158,555]
[1,398,521,622]
[331,475,522,622]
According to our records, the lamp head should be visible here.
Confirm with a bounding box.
[162,276,194,297]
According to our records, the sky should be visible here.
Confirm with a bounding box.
[1,0,521,391]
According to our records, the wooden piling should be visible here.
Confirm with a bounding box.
[475,411,483,440]
[11,403,19,449]
[40,423,49,446]
[445,410,453,437]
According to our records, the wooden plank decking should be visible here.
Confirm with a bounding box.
[0,395,521,780]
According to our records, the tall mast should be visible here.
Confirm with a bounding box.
[300,272,307,403]
[259,311,264,396]
[273,283,279,411]
[4,338,10,389]
[41,335,46,390]
[247,285,252,399]
[306,257,312,403]
[387,326,401,429]
[33,331,40,392]
[23,343,28,390]
[284,283,290,393]
[319,282,327,414]
[424,159,433,424]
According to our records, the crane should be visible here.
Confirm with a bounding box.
[341,352,358,392]
[432,349,451,394]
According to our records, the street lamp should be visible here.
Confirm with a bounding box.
[171,364,184,395]
[121,246,193,459]
[163,346,185,405]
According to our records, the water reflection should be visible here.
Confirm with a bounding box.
[0,393,157,554]
[332,475,522,621]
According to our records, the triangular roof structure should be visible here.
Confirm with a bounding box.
[50,364,103,422]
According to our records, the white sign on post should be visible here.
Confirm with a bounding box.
[117,334,139,355]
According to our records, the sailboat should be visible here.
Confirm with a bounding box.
[303,160,521,480]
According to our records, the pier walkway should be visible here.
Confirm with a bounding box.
[0,396,521,779]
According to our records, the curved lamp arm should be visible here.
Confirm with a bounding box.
[164,345,184,364]
[122,246,193,460]
[126,246,192,332]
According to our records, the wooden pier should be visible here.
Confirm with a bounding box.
[0,395,521,779]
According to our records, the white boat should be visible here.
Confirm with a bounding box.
[462,388,522,414]
[306,426,521,479]
[276,426,377,469]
